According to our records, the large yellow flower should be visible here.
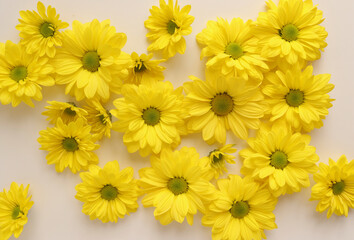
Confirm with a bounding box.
[253,0,328,64]
[0,183,34,239]
[196,18,268,81]
[53,19,130,101]
[0,41,55,107]
[240,122,319,197]
[42,101,88,125]
[183,72,264,144]
[138,147,215,225]
[262,65,334,132]
[37,118,99,173]
[202,175,277,240]
[145,0,194,59]
[75,160,139,223]
[16,1,69,58]
[111,81,186,157]
[310,155,354,218]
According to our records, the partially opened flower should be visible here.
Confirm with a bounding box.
[0,41,55,107]
[125,52,165,85]
[310,155,354,218]
[0,183,34,239]
[240,122,319,197]
[253,0,328,64]
[38,118,99,173]
[202,175,277,240]
[42,101,87,125]
[53,19,130,101]
[145,0,194,59]
[75,160,139,223]
[197,18,268,81]
[138,147,215,225]
[16,1,69,58]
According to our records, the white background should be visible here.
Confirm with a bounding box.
[0,0,353,239]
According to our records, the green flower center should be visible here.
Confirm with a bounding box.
[270,151,288,169]
[167,177,188,195]
[64,108,76,116]
[82,51,100,72]
[167,20,179,35]
[10,66,28,82]
[40,22,55,38]
[134,62,147,72]
[142,107,160,126]
[286,89,304,107]
[101,184,118,200]
[211,152,224,164]
[211,93,234,116]
[332,181,345,195]
[62,138,79,152]
[99,110,112,125]
[12,206,23,220]
[230,201,249,219]
[225,43,244,59]
[280,24,299,42]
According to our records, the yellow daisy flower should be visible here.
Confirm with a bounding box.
[138,147,215,225]
[145,0,194,59]
[196,18,268,81]
[111,81,186,157]
[0,41,55,107]
[253,0,328,64]
[0,183,34,239]
[42,101,88,125]
[53,19,130,101]
[240,122,319,197]
[16,1,69,58]
[75,160,139,223]
[183,72,264,144]
[262,65,334,132]
[200,144,237,179]
[83,100,112,141]
[125,52,165,85]
[38,118,99,173]
[202,175,277,240]
[310,155,354,218]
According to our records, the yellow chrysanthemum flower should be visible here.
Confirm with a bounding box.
[53,19,130,101]
[183,72,264,144]
[196,18,268,81]
[0,183,34,239]
[262,65,334,132]
[16,1,69,58]
[125,52,165,85]
[240,122,319,197]
[138,147,215,225]
[0,41,55,107]
[145,0,194,59]
[310,155,354,218]
[83,100,112,141]
[253,0,328,64]
[111,81,186,157]
[75,160,139,223]
[200,144,237,179]
[42,101,87,125]
[38,118,99,173]
[202,175,277,240]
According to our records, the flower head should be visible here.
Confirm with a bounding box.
[202,175,277,240]
[38,118,99,173]
[310,155,354,218]
[0,183,34,239]
[42,101,87,125]
[138,147,215,225]
[75,160,139,223]
[16,1,69,58]
[145,0,194,59]
[0,41,55,107]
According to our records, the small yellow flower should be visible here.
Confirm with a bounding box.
[42,101,88,125]
[16,1,69,58]
[310,155,354,218]
[145,0,194,59]
[0,183,34,239]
